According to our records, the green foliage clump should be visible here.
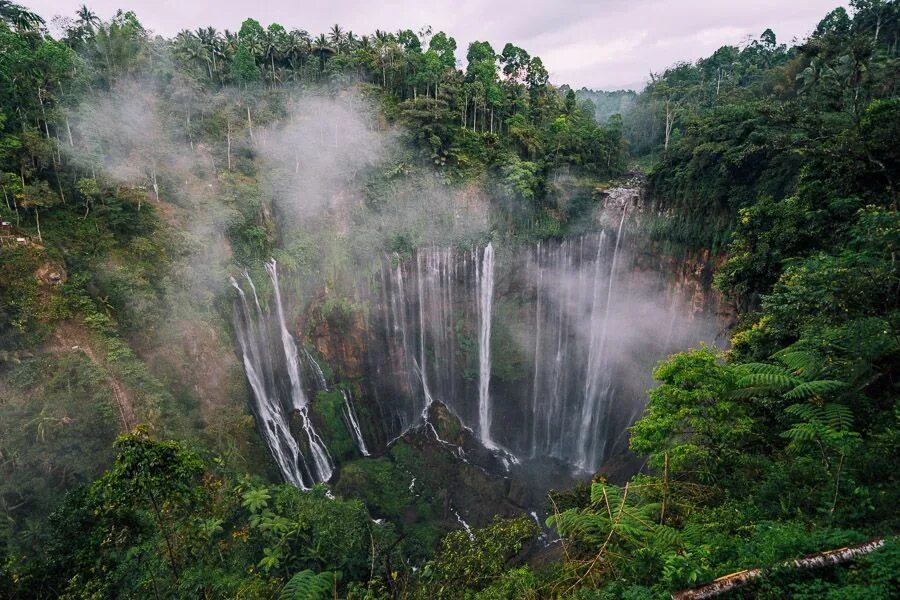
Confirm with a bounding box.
[417,517,538,599]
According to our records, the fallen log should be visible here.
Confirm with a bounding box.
[672,537,887,600]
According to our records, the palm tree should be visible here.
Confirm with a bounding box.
[173,30,206,76]
[328,24,344,50]
[195,27,223,81]
[75,4,99,30]
[262,29,285,87]
[312,33,334,74]
[223,29,238,53]
[345,30,358,51]
[0,0,44,30]
[285,29,310,77]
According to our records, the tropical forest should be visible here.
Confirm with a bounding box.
[0,0,898,598]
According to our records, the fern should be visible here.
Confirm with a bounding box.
[784,379,846,400]
[736,371,802,389]
[783,403,860,453]
[551,484,661,550]
[738,362,798,377]
[773,349,823,378]
[279,570,335,600]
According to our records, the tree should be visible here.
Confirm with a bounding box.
[18,180,57,242]
[500,43,530,82]
[630,348,751,481]
[75,4,99,31]
[419,517,537,598]
[428,31,456,69]
[231,42,260,84]
[90,428,205,580]
[0,0,43,31]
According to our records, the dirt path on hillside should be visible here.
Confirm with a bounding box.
[48,322,135,431]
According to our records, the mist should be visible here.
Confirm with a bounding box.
[64,78,724,476]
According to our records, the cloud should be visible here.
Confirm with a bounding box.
[541,31,650,73]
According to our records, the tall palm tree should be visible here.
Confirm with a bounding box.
[75,4,99,30]
[223,29,238,53]
[262,29,285,87]
[0,0,44,31]
[312,33,334,73]
[174,30,206,76]
[328,24,344,51]
[285,29,310,76]
[345,30,357,51]
[195,27,223,81]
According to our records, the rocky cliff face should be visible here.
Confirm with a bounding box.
[292,180,733,480]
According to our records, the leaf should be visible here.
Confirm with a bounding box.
[784,380,846,400]
[279,570,335,600]
[736,372,801,390]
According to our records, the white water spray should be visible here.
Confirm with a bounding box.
[341,389,370,456]
[476,242,496,449]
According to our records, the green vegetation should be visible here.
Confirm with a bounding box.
[1,0,898,598]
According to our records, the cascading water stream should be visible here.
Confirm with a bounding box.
[266,260,334,482]
[574,206,630,471]
[476,243,496,449]
[230,276,308,489]
[231,262,336,488]
[364,219,721,472]
[341,389,370,456]
[304,348,328,391]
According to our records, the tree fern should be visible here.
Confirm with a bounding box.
[735,358,846,402]
[550,484,661,551]
[783,403,859,454]
[783,379,846,400]
[772,349,823,378]
[279,570,335,600]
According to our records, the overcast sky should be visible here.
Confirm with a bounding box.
[28,0,847,90]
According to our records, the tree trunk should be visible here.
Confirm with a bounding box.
[671,538,887,600]
[664,100,675,152]
[187,111,193,151]
[227,119,232,170]
[462,91,467,126]
[34,208,41,243]
[246,106,254,142]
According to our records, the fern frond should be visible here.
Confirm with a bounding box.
[279,570,335,600]
[736,372,802,390]
[774,350,822,377]
[822,403,854,431]
[784,380,846,400]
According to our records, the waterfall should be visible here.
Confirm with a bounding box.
[530,241,543,456]
[476,242,496,449]
[236,217,721,481]
[592,206,629,463]
[341,389,370,456]
[232,263,335,488]
[266,260,334,482]
[230,276,308,489]
[304,348,328,390]
[575,206,629,471]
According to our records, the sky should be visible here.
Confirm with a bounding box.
[28,0,848,90]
